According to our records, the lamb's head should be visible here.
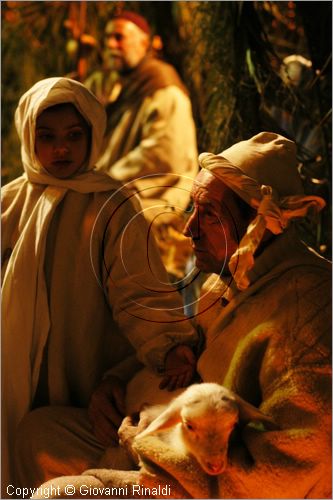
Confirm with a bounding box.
[179,384,239,475]
[134,382,278,477]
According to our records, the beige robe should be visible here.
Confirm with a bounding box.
[92,56,198,217]
[95,77,199,278]
[97,85,198,217]
[1,77,197,494]
[70,229,331,499]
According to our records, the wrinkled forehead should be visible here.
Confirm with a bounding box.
[192,169,232,205]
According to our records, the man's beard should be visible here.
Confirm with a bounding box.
[103,51,124,72]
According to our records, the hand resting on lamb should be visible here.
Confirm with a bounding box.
[30,379,278,499]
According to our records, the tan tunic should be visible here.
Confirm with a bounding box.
[97,85,198,217]
[2,178,198,493]
[2,177,197,404]
[89,230,331,498]
[90,57,199,278]
[193,230,332,498]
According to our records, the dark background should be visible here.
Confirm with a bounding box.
[2,1,331,256]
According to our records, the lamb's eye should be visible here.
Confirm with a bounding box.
[185,421,195,431]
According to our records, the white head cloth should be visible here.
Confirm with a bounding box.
[14,76,114,192]
[199,132,325,290]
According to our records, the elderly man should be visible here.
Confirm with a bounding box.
[86,10,198,279]
[174,131,331,498]
[28,132,332,499]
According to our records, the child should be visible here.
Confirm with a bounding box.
[1,77,197,490]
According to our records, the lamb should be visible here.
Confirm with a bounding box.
[131,382,277,476]
[30,383,276,500]
[100,368,277,475]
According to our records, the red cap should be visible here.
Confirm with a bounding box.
[113,11,151,35]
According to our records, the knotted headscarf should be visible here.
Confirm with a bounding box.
[199,132,325,290]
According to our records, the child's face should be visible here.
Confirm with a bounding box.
[35,104,91,178]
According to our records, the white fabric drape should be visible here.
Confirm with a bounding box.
[1,77,121,489]
[2,78,198,493]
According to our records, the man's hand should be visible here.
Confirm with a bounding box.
[118,410,153,465]
[159,345,196,391]
[88,375,126,446]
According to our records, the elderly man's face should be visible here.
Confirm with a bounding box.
[183,170,252,275]
[104,19,149,72]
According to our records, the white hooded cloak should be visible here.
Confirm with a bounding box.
[1,77,197,488]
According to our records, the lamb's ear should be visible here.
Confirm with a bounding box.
[233,394,279,430]
[137,402,182,438]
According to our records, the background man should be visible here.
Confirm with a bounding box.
[86,10,198,281]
